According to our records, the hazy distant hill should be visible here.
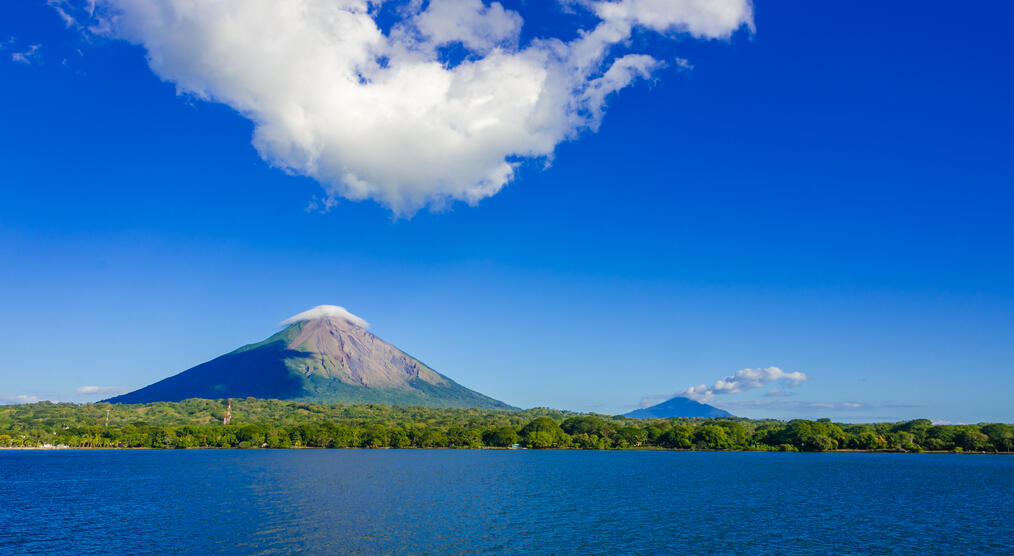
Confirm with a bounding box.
[624,396,733,419]
[105,306,514,410]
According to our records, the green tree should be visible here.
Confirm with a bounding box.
[807,434,836,452]
[715,421,749,448]
[658,427,693,449]
[571,433,605,449]
[894,419,932,445]
[851,431,884,450]
[519,417,570,448]
[888,432,919,452]
[925,426,958,451]
[812,419,847,447]
[413,428,447,448]
[482,426,518,447]
[694,425,730,450]
[561,416,610,437]
[389,426,410,448]
[360,424,389,448]
[615,426,647,448]
[981,424,1013,452]
[526,430,557,449]
[955,429,990,452]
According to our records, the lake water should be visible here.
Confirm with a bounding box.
[1,450,1011,554]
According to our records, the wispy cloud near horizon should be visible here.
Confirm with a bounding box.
[76,385,128,396]
[722,399,863,411]
[0,395,42,405]
[52,0,753,213]
[720,399,924,422]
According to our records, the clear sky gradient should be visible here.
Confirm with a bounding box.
[1,1,1012,422]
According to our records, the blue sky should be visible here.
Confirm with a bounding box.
[1,1,1012,422]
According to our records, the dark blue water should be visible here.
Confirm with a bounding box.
[1,450,1011,554]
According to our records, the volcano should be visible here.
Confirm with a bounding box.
[105,305,514,409]
[623,396,733,419]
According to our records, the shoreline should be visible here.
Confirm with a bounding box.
[1,446,1008,454]
[5,401,1009,453]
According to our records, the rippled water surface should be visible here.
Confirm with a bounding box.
[2,450,1011,554]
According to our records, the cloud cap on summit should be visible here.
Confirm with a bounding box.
[280,305,370,329]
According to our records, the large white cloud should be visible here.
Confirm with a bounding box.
[61,0,752,213]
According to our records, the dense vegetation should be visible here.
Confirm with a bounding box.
[1,399,1011,453]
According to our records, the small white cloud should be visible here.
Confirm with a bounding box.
[673,57,693,71]
[76,385,127,396]
[304,195,340,213]
[48,0,77,27]
[593,0,754,37]
[281,305,370,329]
[11,44,42,65]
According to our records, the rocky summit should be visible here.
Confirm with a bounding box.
[105,305,514,409]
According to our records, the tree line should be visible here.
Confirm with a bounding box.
[1,399,1011,452]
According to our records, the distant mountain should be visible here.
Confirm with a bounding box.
[105,305,514,410]
[624,396,733,419]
